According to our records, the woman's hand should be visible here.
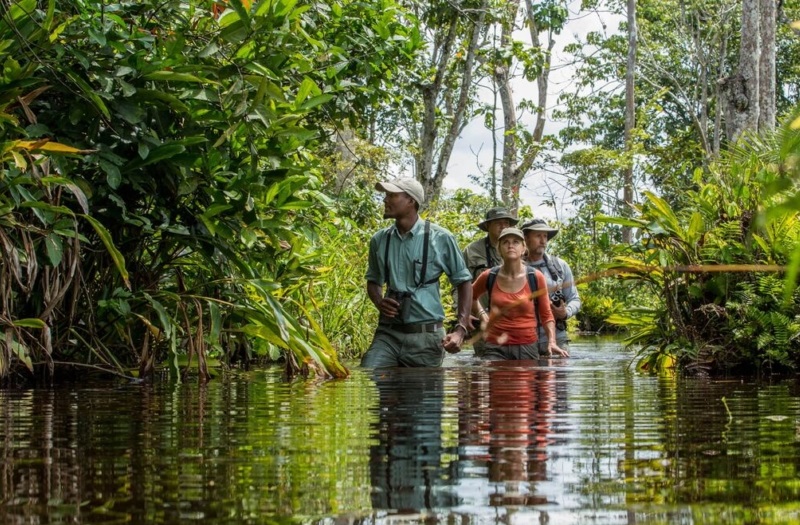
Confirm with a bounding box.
[546,341,569,357]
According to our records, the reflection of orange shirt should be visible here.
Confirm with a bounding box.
[473,269,554,345]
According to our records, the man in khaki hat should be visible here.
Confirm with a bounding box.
[362,177,474,368]
[521,218,581,355]
[460,207,517,356]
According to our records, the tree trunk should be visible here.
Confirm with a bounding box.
[495,0,557,214]
[417,15,458,200]
[622,0,636,244]
[722,0,760,141]
[415,0,489,208]
[713,33,728,155]
[496,0,520,212]
[758,0,776,131]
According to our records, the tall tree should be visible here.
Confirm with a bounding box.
[721,0,777,140]
[392,0,490,207]
[492,0,568,213]
[622,0,637,243]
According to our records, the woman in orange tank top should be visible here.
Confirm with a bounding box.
[471,227,568,360]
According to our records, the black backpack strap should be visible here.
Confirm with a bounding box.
[527,266,541,334]
[486,266,501,308]
[383,228,392,285]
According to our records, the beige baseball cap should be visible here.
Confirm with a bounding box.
[375,177,425,205]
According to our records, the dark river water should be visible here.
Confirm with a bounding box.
[2,336,800,524]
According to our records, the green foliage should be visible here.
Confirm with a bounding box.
[578,290,624,333]
[302,184,382,359]
[600,126,800,374]
[726,275,800,370]
[0,0,418,382]
[550,196,650,335]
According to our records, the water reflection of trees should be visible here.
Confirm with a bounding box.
[0,374,376,523]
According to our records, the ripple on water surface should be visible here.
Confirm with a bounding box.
[2,337,800,524]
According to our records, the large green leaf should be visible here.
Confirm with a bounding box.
[81,214,130,289]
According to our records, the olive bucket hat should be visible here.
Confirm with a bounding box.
[478,207,519,231]
[521,218,559,240]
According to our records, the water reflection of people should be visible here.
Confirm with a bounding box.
[488,364,555,506]
[458,363,556,507]
[368,368,457,513]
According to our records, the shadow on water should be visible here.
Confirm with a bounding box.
[2,336,800,524]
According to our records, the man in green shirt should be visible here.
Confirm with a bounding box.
[460,207,517,356]
[361,177,474,368]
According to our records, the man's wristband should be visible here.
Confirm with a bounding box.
[455,323,469,335]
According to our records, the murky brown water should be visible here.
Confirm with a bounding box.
[2,336,800,524]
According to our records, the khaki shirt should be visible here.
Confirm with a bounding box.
[462,236,501,281]
[461,236,501,308]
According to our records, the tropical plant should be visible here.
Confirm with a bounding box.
[601,126,800,374]
[0,0,419,383]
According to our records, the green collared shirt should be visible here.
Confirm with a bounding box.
[366,218,472,323]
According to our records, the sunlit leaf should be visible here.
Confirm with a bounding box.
[143,71,214,83]
[81,214,130,289]
[12,318,46,329]
[10,340,33,372]
[144,292,173,340]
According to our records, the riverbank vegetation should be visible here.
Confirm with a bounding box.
[1,0,799,383]
[0,0,415,383]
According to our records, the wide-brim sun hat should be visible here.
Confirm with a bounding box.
[521,219,559,240]
[497,227,525,242]
[375,177,425,205]
[478,207,519,231]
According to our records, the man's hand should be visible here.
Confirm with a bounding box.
[376,297,401,318]
[442,326,466,354]
[551,301,567,320]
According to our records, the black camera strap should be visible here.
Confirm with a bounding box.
[383,219,437,290]
[484,236,500,267]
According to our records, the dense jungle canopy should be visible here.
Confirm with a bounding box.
[1,0,800,384]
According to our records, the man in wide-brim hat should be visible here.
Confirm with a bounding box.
[461,206,518,356]
[519,218,559,240]
[521,218,581,355]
